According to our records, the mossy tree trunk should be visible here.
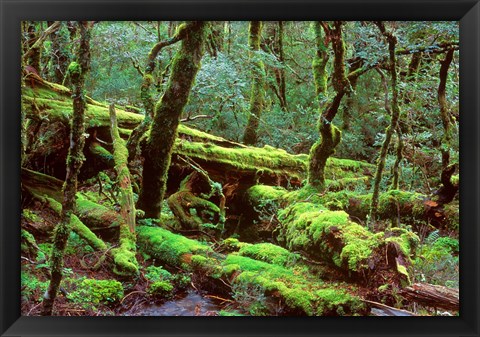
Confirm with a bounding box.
[243,21,266,145]
[370,22,402,222]
[308,21,351,190]
[138,21,208,219]
[41,21,92,316]
[438,49,455,170]
[109,104,139,277]
[126,22,196,163]
[24,21,61,75]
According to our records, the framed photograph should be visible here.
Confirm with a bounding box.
[1,0,479,336]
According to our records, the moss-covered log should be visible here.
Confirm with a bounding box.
[137,226,367,316]
[138,21,208,218]
[284,186,458,231]
[21,168,122,231]
[276,202,418,287]
[109,104,138,277]
[22,76,376,189]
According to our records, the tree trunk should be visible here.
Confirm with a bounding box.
[138,21,208,218]
[41,21,92,316]
[109,104,139,277]
[370,22,401,223]
[308,22,348,190]
[126,23,196,162]
[243,21,266,145]
[438,49,455,170]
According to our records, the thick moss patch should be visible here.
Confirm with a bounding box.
[136,226,212,266]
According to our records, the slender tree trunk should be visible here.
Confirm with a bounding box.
[370,22,401,222]
[137,21,208,218]
[50,22,70,84]
[41,21,92,316]
[438,49,454,170]
[391,125,404,190]
[243,21,266,145]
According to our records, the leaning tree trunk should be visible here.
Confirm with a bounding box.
[243,21,266,145]
[41,21,92,316]
[438,49,455,170]
[109,104,139,277]
[137,21,208,219]
[126,22,197,163]
[370,22,401,223]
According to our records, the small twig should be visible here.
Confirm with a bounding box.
[204,295,234,303]
[120,290,147,304]
[180,114,213,123]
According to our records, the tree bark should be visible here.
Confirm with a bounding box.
[243,21,266,145]
[370,22,402,223]
[109,104,139,277]
[308,21,349,190]
[138,21,208,218]
[41,21,92,316]
[400,283,459,311]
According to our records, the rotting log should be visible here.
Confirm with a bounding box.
[400,283,459,311]
[22,168,121,231]
[22,76,375,189]
[276,201,419,288]
[283,187,458,231]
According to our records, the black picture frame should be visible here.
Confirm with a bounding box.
[1,1,479,336]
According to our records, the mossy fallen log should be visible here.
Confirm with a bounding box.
[137,226,367,316]
[22,168,121,231]
[283,186,458,230]
[276,202,418,287]
[22,77,375,186]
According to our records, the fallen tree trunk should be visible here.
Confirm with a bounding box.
[400,283,459,311]
[22,168,121,231]
[276,201,418,288]
[284,187,458,231]
[22,76,374,188]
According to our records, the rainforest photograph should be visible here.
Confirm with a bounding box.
[20,20,459,317]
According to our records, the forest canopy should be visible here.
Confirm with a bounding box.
[21,21,459,317]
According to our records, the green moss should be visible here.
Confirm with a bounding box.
[222,254,364,316]
[147,280,174,298]
[190,254,222,277]
[111,225,139,277]
[314,288,365,315]
[67,61,81,75]
[22,209,42,223]
[174,140,307,180]
[238,243,299,267]
[136,226,212,266]
[277,203,382,272]
[67,278,124,305]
